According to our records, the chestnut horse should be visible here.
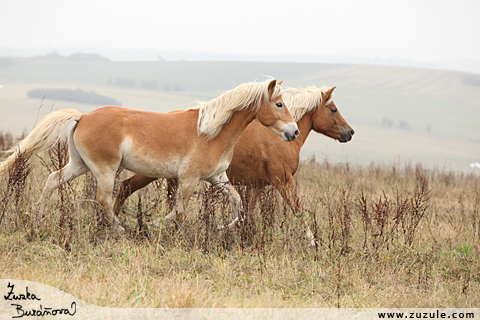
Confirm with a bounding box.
[113,86,354,244]
[0,79,299,233]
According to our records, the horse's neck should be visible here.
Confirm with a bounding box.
[213,108,256,149]
[293,112,314,149]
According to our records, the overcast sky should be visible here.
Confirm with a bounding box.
[1,0,480,64]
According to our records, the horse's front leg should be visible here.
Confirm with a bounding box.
[208,172,244,230]
[166,178,179,211]
[149,177,199,231]
[113,174,157,216]
[275,175,316,247]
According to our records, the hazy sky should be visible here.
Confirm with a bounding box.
[1,0,480,63]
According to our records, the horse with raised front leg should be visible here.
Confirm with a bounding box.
[113,86,354,244]
[0,79,299,234]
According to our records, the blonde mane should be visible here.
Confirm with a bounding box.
[284,86,333,122]
[195,80,282,140]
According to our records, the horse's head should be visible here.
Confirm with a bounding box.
[256,80,299,142]
[312,87,354,143]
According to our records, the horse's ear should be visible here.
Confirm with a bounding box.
[268,79,277,98]
[277,80,283,85]
[322,86,336,100]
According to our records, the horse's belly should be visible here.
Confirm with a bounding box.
[120,154,181,178]
[118,137,187,178]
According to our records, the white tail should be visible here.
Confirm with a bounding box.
[0,109,82,175]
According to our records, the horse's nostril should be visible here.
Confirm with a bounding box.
[294,129,300,137]
[350,129,355,136]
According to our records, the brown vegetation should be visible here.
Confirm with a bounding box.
[0,134,479,307]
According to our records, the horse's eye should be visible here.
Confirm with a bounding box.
[331,108,337,113]
[275,102,283,108]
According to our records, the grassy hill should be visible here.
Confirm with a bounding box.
[0,56,479,170]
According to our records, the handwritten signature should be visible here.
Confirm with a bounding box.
[4,282,76,318]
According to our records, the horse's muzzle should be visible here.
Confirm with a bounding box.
[282,123,300,142]
[339,128,355,143]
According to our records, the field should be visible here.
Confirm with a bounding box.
[0,57,479,169]
[1,57,480,310]
[0,143,479,308]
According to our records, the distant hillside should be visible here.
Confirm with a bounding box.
[0,58,478,170]
[2,48,479,74]
[27,88,121,106]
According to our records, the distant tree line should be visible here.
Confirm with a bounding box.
[109,78,136,88]
[381,117,432,133]
[67,52,110,61]
[39,51,110,61]
[163,82,184,92]
[27,88,121,106]
[107,78,184,92]
[381,117,411,130]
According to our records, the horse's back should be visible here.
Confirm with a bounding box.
[73,106,201,177]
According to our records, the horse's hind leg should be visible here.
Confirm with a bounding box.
[35,161,89,218]
[36,128,89,219]
[94,171,125,234]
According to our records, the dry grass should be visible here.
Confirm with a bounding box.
[0,136,479,308]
